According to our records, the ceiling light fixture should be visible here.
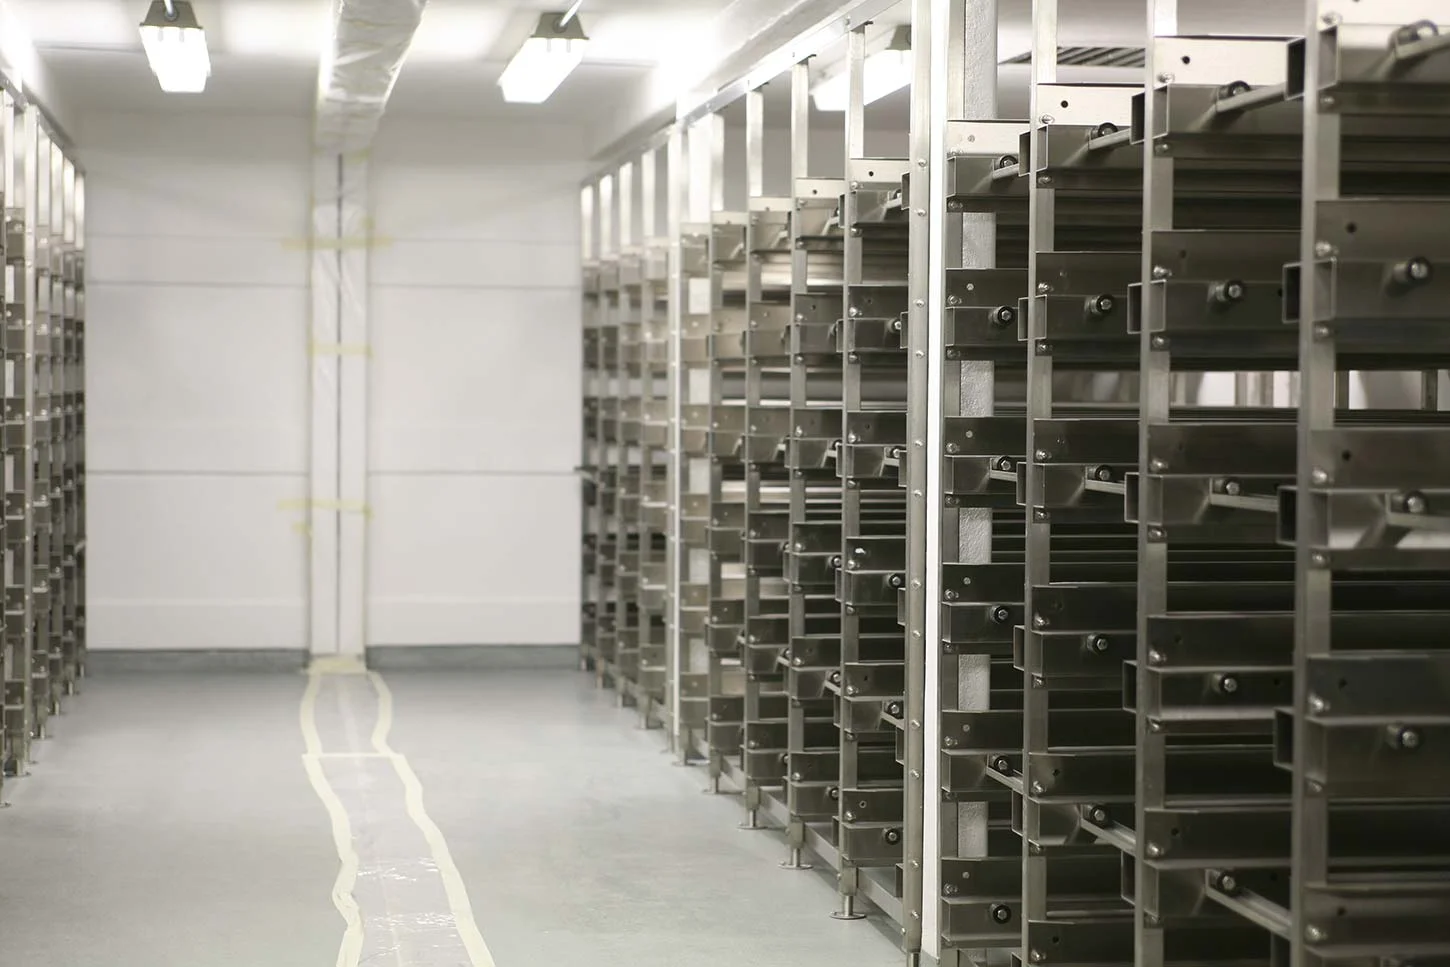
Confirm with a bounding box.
[812,26,912,112]
[139,0,211,94]
[498,12,588,105]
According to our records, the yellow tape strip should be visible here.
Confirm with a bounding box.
[367,671,499,966]
[310,342,372,357]
[299,663,499,967]
[298,670,366,967]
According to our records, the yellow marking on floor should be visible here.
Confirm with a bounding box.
[299,667,366,967]
[300,659,498,967]
[368,671,498,966]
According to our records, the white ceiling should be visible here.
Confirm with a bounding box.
[13,0,731,120]
[11,0,1315,134]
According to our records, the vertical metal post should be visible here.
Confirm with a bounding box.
[740,85,766,824]
[14,104,37,758]
[1293,3,1335,965]
[907,0,934,955]
[834,22,869,922]
[783,54,821,872]
[1137,3,1176,965]
[666,126,687,753]
[1021,1,1057,959]
[791,61,811,181]
[580,181,599,677]
[956,0,996,914]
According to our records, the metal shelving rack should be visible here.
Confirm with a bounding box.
[0,91,84,787]
[635,147,672,730]
[580,184,600,674]
[780,58,847,877]
[737,86,793,825]
[578,2,1450,963]
[1131,12,1304,962]
[1290,2,1450,960]
[836,146,913,923]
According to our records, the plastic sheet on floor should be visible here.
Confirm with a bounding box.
[306,669,480,967]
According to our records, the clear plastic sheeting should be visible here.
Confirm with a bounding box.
[307,154,371,656]
[301,664,495,967]
[327,755,474,965]
[316,0,428,154]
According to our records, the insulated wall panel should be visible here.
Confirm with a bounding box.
[368,286,580,475]
[365,473,580,646]
[86,474,308,652]
[80,112,310,653]
[86,284,308,475]
[366,119,585,648]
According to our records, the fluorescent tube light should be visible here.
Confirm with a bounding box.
[812,26,912,112]
[139,0,211,94]
[498,13,588,104]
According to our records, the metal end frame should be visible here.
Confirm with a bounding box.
[835,18,915,924]
[579,134,675,733]
[1292,1,1450,962]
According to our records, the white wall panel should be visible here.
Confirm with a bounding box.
[87,282,308,475]
[83,113,312,651]
[371,239,579,290]
[76,114,313,165]
[366,117,584,647]
[88,474,309,651]
[87,236,308,288]
[366,474,580,646]
[370,165,580,243]
[83,111,586,652]
[371,117,588,166]
[85,162,310,239]
[370,285,580,475]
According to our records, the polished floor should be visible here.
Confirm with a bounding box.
[0,667,903,967]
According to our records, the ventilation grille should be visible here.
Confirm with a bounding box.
[1004,46,1146,68]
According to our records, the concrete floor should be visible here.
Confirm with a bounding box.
[0,668,904,967]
